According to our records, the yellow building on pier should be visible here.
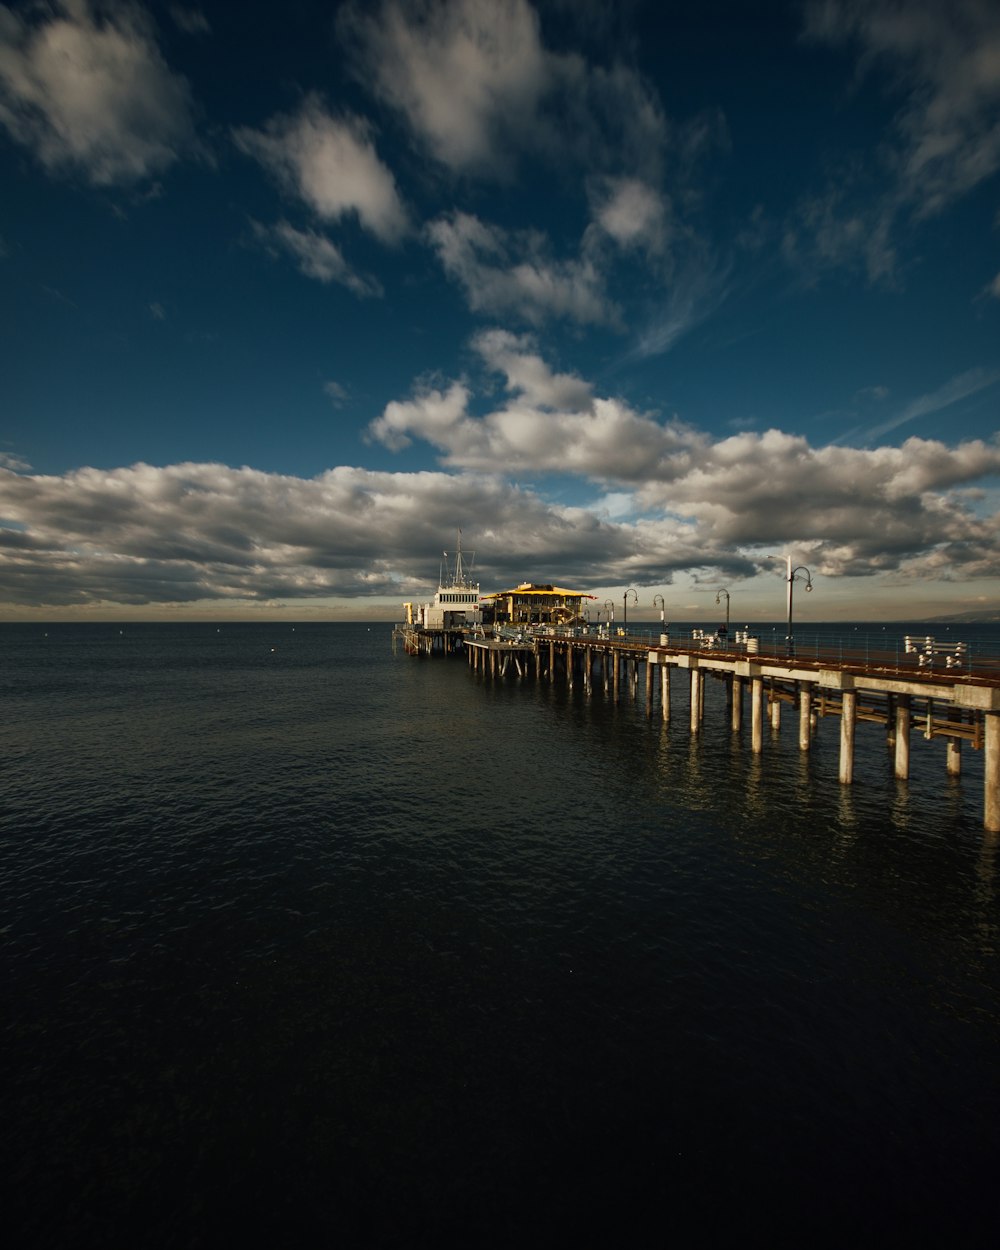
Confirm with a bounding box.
[482,582,596,627]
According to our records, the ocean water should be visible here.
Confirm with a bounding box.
[3,621,999,1246]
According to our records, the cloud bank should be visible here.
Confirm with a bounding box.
[3,340,998,609]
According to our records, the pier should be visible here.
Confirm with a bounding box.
[395,623,1000,832]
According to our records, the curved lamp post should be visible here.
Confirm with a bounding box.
[623,588,638,636]
[653,593,666,632]
[604,599,614,635]
[768,556,812,656]
[715,588,730,635]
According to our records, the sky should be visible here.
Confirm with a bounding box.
[1,0,999,623]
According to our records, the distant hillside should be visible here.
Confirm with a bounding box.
[922,609,1000,625]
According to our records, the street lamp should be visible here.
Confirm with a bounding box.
[623,588,638,635]
[653,593,667,639]
[767,556,812,656]
[604,599,614,636]
[715,588,730,635]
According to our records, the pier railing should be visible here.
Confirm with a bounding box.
[567,627,1000,684]
[421,620,1000,828]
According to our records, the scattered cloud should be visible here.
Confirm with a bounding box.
[0,451,31,472]
[805,0,1000,220]
[793,0,1000,280]
[588,177,670,254]
[427,210,616,326]
[854,384,889,402]
[473,329,594,412]
[323,381,350,408]
[339,0,669,182]
[339,0,550,178]
[863,366,1000,442]
[0,0,197,185]
[782,186,897,285]
[627,251,733,360]
[149,301,166,320]
[250,220,383,297]
[169,7,210,36]
[234,95,408,243]
[368,380,471,453]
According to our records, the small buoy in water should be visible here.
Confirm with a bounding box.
[271,646,276,652]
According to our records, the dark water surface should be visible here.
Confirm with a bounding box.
[3,622,999,1246]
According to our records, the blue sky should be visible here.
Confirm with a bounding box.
[1,0,999,620]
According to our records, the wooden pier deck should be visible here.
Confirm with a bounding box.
[395,624,1000,831]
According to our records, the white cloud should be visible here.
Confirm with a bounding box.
[369,334,675,477]
[987,272,1000,299]
[368,381,471,453]
[366,340,1000,580]
[0,461,663,605]
[4,417,1000,608]
[340,0,549,176]
[427,211,616,326]
[0,0,197,185]
[234,95,408,243]
[340,0,668,181]
[473,329,594,412]
[589,177,670,253]
[251,220,383,297]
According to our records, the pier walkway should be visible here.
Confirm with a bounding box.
[395,624,1000,831]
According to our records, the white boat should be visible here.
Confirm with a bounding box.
[406,533,482,630]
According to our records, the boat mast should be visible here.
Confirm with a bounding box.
[453,529,465,588]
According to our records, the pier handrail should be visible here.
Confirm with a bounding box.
[531,626,1000,687]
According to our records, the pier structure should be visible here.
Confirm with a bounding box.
[395,624,1000,832]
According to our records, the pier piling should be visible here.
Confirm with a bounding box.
[895,695,911,780]
[417,625,1000,830]
[839,690,857,784]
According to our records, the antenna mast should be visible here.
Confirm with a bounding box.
[453,530,465,587]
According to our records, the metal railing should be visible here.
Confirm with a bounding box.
[535,625,1000,682]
